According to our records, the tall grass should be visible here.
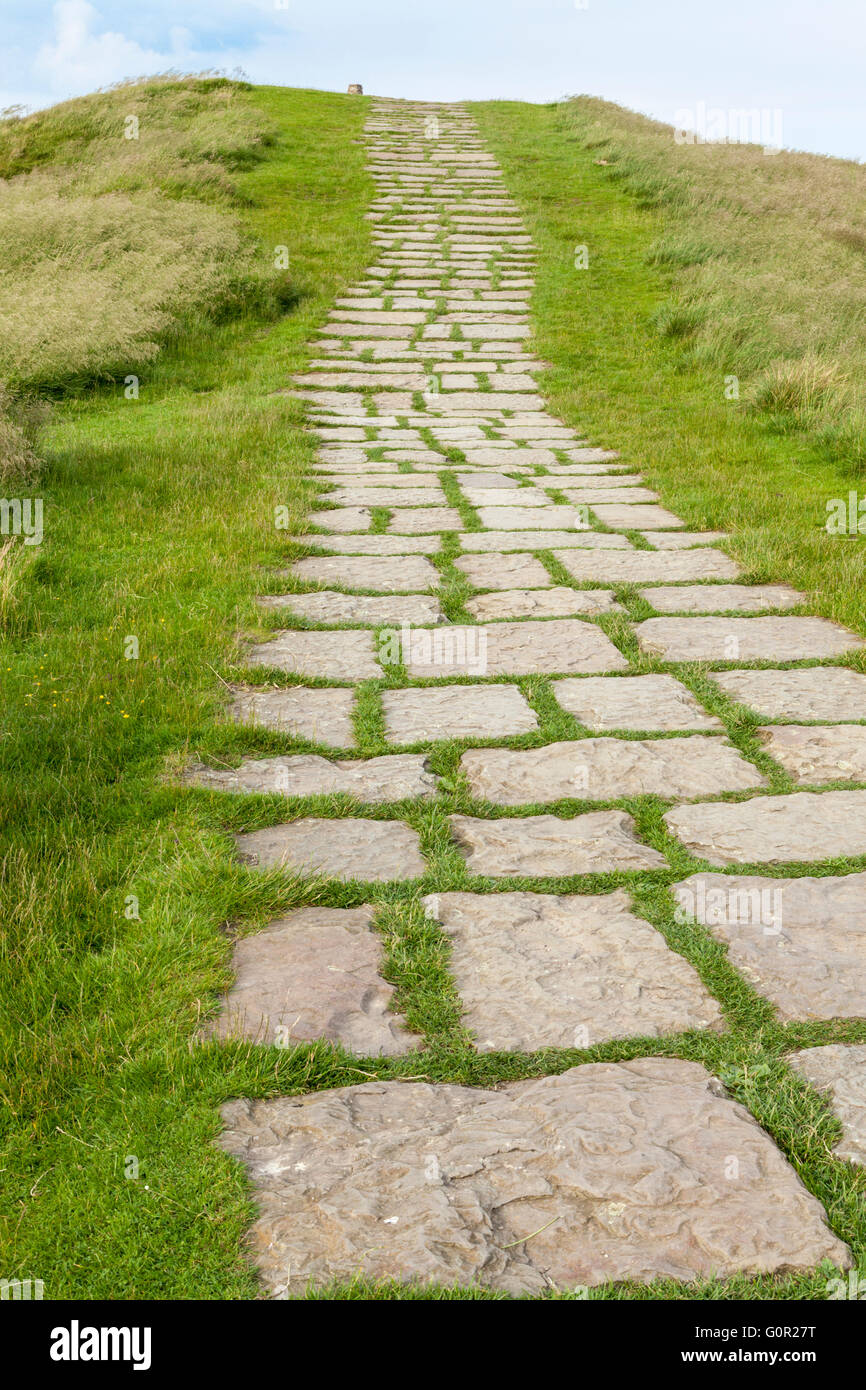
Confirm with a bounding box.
[562,97,866,472]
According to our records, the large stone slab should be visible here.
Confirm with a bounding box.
[313,507,373,533]
[554,549,739,584]
[454,553,552,590]
[262,592,444,625]
[591,504,685,530]
[465,588,620,621]
[639,584,806,614]
[205,906,419,1054]
[665,790,866,864]
[758,725,866,784]
[218,1058,849,1296]
[637,617,864,663]
[673,871,866,1021]
[460,530,630,550]
[711,667,866,722]
[789,1045,866,1165]
[235,817,426,881]
[290,555,440,592]
[449,810,666,876]
[387,507,465,533]
[182,753,436,802]
[461,489,553,508]
[400,619,628,677]
[423,889,722,1049]
[460,735,763,805]
[326,488,444,508]
[227,686,355,746]
[559,488,660,505]
[382,683,537,743]
[553,674,722,731]
[476,506,594,530]
[246,630,380,679]
[287,534,440,555]
[642,531,729,549]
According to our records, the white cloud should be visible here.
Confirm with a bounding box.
[33,0,196,95]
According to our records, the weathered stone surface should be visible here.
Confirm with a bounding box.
[423,889,722,1049]
[326,487,443,507]
[218,1058,849,1296]
[313,507,373,532]
[789,1045,866,1165]
[205,906,419,1054]
[401,619,628,677]
[553,674,722,731]
[460,529,630,551]
[235,817,427,881]
[382,683,537,743]
[227,686,355,746]
[476,506,595,530]
[711,667,866,722]
[637,617,864,663]
[454,553,552,589]
[263,592,444,625]
[290,555,440,591]
[388,507,465,533]
[664,790,866,864]
[673,872,866,1021]
[246,629,380,679]
[460,736,763,805]
[462,488,552,508]
[560,488,660,506]
[757,725,866,784]
[639,584,806,614]
[465,588,621,621]
[450,810,666,876]
[287,534,440,555]
[643,531,729,550]
[554,550,739,583]
[182,752,436,801]
[591,504,685,530]
[452,472,522,488]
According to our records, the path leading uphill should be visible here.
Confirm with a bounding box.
[194,100,866,1295]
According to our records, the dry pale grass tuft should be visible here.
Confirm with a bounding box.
[563,97,866,467]
[0,383,46,485]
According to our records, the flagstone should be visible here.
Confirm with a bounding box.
[637,616,864,663]
[382,684,538,743]
[450,808,666,876]
[227,686,355,746]
[554,549,739,583]
[454,553,553,589]
[290,555,440,591]
[261,592,444,625]
[673,872,866,1021]
[640,584,806,614]
[217,1058,848,1296]
[235,817,427,881]
[788,1045,866,1165]
[465,587,621,620]
[387,507,465,532]
[559,488,660,505]
[757,725,866,783]
[325,488,444,508]
[183,752,436,802]
[400,618,627,677]
[711,667,866,721]
[287,534,440,555]
[642,531,729,549]
[476,506,594,530]
[312,507,373,533]
[553,675,722,731]
[664,790,866,864]
[590,504,686,529]
[246,629,380,679]
[461,529,630,550]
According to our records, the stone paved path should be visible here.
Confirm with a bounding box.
[208,99,866,1295]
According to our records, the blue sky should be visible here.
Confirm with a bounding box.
[2,0,865,160]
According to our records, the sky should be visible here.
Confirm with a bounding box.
[2,0,866,160]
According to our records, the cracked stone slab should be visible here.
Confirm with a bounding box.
[387,507,465,533]
[182,752,436,802]
[757,725,866,784]
[673,872,866,1022]
[591,504,685,530]
[459,735,763,805]
[205,906,419,1055]
[260,592,444,625]
[553,675,723,731]
[235,817,427,881]
[788,1045,866,1164]
[290,556,440,592]
[454,553,553,590]
[465,588,621,621]
[227,686,355,746]
[246,630,380,679]
[422,889,722,1050]
[400,619,628,677]
[449,809,666,876]
[637,617,864,663]
[382,683,538,743]
[664,790,866,864]
[287,534,440,555]
[710,667,866,722]
[639,584,806,614]
[460,529,631,551]
[554,549,739,584]
[217,1058,849,1296]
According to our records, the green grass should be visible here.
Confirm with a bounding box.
[3,86,866,1303]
